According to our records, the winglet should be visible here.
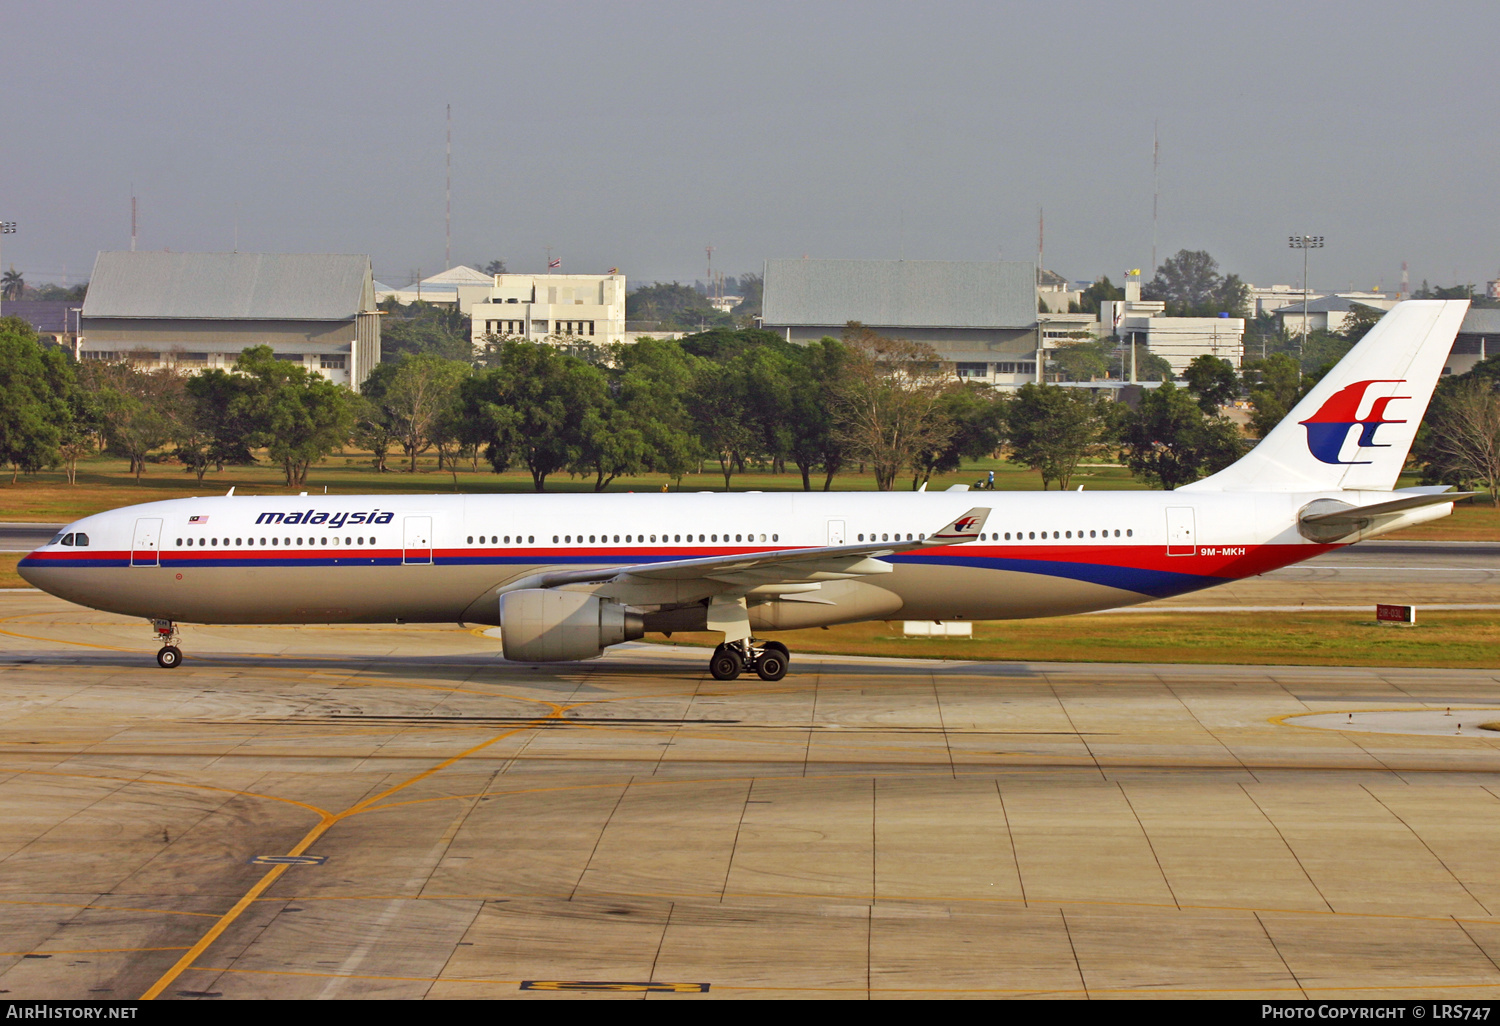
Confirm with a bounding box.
[929,507,990,543]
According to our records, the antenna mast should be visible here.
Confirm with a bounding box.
[1151,121,1159,278]
[445,104,452,269]
[1037,207,1044,285]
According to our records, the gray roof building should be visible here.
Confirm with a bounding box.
[1,300,80,336]
[79,252,380,386]
[761,258,1041,389]
[83,252,375,320]
[762,258,1037,330]
[1446,307,1500,376]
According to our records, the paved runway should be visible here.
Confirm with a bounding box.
[2,592,1500,999]
[0,523,61,552]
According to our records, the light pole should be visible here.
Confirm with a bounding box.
[0,221,16,307]
[1288,234,1324,370]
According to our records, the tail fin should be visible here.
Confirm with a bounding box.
[1183,299,1469,493]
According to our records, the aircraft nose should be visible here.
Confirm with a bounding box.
[17,550,48,589]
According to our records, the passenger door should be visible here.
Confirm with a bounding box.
[403,516,433,565]
[1166,507,1196,556]
[131,518,162,567]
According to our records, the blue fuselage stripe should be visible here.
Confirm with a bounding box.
[22,547,1231,598]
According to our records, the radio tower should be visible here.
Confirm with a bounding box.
[445,104,452,270]
[1151,121,1160,278]
[706,245,714,297]
[1037,207,1045,286]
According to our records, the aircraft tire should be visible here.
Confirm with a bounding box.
[157,646,182,669]
[755,650,788,681]
[709,645,743,681]
[763,640,789,662]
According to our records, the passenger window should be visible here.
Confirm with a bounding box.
[1028,532,1035,539]
[1127,529,1133,537]
[772,534,778,542]
[527,536,534,543]
[674,534,681,542]
[237,538,243,546]
[712,534,718,542]
[271,538,278,546]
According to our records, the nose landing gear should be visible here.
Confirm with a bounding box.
[709,639,789,682]
[152,619,183,669]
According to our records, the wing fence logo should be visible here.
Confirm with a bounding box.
[1299,379,1410,465]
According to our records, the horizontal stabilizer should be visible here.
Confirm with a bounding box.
[1300,490,1472,526]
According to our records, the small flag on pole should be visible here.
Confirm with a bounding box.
[548,258,561,269]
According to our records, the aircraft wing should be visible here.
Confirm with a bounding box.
[531,507,991,591]
[1300,488,1473,526]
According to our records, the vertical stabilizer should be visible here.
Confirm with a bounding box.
[1183,300,1469,492]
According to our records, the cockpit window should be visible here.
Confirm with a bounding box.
[61,534,75,546]
[49,534,64,546]
[74,533,89,547]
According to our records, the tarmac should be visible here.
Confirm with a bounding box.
[0,546,1497,1000]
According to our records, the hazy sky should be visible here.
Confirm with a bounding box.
[4,0,1498,294]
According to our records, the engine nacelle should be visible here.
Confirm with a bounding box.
[498,589,644,662]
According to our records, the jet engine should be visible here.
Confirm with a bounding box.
[498,589,644,662]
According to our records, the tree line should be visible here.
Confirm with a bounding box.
[3,314,1498,500]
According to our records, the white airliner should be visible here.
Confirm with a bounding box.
[20,300,1471,680]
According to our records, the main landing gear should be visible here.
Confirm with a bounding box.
[152,619,182,669]
[710,640,789,682]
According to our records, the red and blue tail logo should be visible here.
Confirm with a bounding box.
[1299,379,1410,465]
[952,516,979,532]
